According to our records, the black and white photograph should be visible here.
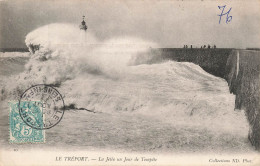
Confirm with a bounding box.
[0,0,260,165]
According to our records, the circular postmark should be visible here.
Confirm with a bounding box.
[19,84,65,130]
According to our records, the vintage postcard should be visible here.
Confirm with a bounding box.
[0,0,260,165]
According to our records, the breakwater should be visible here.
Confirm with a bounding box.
[225,50,260,150]
[157,48,232,77]
[158,48,260,151]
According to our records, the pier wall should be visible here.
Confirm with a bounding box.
[225,50,260,150]
[158,48,232,77]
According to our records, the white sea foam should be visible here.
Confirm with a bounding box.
[1,23,250,149]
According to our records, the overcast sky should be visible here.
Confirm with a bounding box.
[0,0,260,48]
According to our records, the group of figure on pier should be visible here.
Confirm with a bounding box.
[184,44,216,49]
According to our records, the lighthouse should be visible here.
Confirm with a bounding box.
[79,16,88,31]
[79,16,87,44]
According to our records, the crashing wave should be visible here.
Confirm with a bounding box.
[0,23,249,138]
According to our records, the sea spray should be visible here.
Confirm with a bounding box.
[1,23,250,144]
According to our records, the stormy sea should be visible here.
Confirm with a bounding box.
[0,23,255,154]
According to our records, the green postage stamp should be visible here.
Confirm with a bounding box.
[9,101,45,143]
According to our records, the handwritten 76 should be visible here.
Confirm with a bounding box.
[218,5,232,24]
